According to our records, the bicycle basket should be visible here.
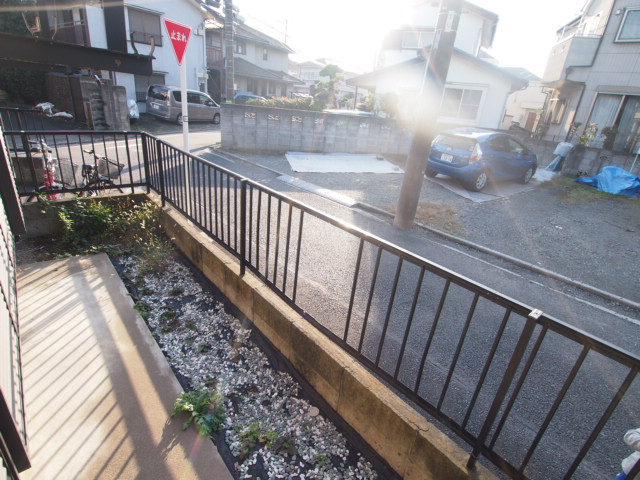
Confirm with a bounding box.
[97,158,125,179]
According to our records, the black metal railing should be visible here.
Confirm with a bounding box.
[8,130,640,480]
[4,130,147,198]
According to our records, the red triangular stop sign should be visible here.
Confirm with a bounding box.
[164,18,192,65]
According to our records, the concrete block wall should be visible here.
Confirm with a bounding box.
[161,203,498,480]
[221,104,413,155]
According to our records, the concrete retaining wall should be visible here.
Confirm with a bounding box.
[161,203,497,480]
[221,104,413,155]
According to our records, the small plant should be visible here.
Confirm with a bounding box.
[137,236,174,275]
[579,123,598,146]
[172,389,226,437]
[58,197,113,246]
[602,125,618,150]
[134,301,151,320]
[168,286,184,297]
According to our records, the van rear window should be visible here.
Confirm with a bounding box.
[147,86,168,101]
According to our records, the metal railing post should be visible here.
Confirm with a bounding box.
[154,137,166,206]
[240,179,247,276]
[19,131,38,190]
[467,308,542,469]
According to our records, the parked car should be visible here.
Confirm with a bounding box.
[426,128,537,191]
[234,92,265,104]
[146,85,220,125]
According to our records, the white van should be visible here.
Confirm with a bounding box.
[146,85,221,125]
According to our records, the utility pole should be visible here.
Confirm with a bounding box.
[393,0,462,230]
[223,0,234,103]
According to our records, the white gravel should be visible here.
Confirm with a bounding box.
[117,254,379,480]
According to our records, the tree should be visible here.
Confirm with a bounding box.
[317,64,342,109]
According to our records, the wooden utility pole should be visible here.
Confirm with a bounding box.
[223,0,234,102]
[393,0,462,230]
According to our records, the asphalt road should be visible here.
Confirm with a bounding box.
[145,122,640,480]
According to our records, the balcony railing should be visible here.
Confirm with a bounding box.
[5,124,640,480]
[207,46,224,67]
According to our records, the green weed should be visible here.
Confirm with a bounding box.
[172,389,226,437]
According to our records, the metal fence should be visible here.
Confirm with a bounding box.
[8,129,640,480]
[4,130,147,198]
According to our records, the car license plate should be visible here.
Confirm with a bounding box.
[152,103,159,110]
[440,153,453,163]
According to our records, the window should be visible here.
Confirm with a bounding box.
[135,72,165,102]
[128,8,162,46]
[551,99,567,124]
[268,82,276,95]
[440,87,483,121]
[235,40,246,54]
[585,93,640,152]
[263,48,268,61]
[616,8,640,42]
[402,30,434,49]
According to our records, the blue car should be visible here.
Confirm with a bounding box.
[426,128,537,191]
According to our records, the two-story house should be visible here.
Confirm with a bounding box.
[541,0,640,154]
[32,0,210,118]
[347,0,526,129]
[203,5,298,103]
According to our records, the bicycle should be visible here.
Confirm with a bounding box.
[25,139,64,201]
[79,148,124,197]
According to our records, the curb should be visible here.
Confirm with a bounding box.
[354,202,640,313]
[215,149,640,313]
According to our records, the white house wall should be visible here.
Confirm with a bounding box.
[446,57,512,127]
[86,5,108,49]
[86,1,208,108]
[242,40,289,72]
[372,56,514,129]
[400,2,490,57]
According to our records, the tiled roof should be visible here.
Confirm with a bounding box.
[234,57,300,83]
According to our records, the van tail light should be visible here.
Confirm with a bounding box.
[469,144,482,164]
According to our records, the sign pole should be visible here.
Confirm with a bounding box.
[164,18,193,214]
[180,60,189,151]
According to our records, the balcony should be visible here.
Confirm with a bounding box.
[48,22,89,46]
[542,35,600,83]
[206,46,223,68]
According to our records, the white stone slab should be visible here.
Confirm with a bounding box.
[285,152,404,173]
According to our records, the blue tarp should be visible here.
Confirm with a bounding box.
[575,166,640,197]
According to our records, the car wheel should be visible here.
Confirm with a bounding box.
[425,167,438,178]
[520,166,535,184]
[176,114,183,126]
[213,113,221,125]
[468,171,488,191]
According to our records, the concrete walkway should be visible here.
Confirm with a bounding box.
[17,253,233,480]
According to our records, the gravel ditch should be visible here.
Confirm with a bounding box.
[113,251,383,480]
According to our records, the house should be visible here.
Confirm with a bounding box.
[288,58,368,108]
[347,0,527,129]
[30,0,300,114]
[34,0,210,113]
[540,0,640,153]
[500,68,548,134]
[203,5,298,103]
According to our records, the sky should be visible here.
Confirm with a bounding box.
[233,0,587,77]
